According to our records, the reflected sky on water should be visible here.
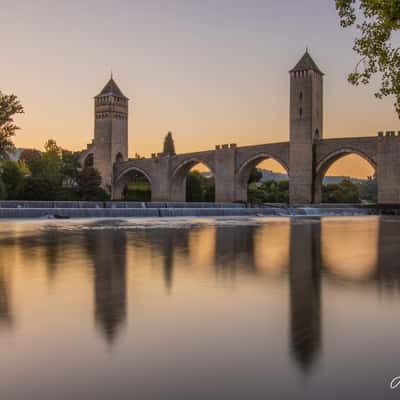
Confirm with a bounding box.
[0,216,399,400]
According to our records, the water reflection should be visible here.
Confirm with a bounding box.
[1,216,400,397]
[214,226,257,277]
[254,221,290,275]
[85,228,127,344]
[289,221,321,374]
[0,264,13,329]
[376,219,400,293]
[321,218,379,281]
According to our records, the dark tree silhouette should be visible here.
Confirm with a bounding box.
[336,0,400,116]
[0,91,24,159]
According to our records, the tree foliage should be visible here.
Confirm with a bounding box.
[248,180,289,204]
[248,168,263,184]
[322,179,361,203]
[246,177,377,204]
[0,160,28,199]
[123,171,152,201]
[76,167,108,201]
[358,176,377,202]
[186,171,214,202]
[336,0,400,115]
[26,140,64,196]
[0,91,24,159]
[163,132,176,156]
[0,139,109,201]
[0,177,6,200]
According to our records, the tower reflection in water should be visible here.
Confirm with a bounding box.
[85,227,127,344]
[289,221,322,373]
[1,216,400,376]
[0,263,13,330]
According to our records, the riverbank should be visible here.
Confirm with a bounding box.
[0,201,374,218]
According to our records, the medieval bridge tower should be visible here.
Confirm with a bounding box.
[289,50,323,204]
[93,76,129,190]
[80,52,400,205]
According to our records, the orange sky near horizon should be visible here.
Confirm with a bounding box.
[3,0,396,179]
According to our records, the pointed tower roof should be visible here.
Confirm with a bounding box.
[97,75,127,98]
[290,50,323,75]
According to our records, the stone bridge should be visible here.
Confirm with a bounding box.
[80,51,400,204]
[110,133,400,204]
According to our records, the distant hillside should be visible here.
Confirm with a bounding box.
[258,169,369,184]
[322,176,367,185]
[201,169,369,184]
[259,169,288,182]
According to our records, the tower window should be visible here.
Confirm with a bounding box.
[299,108,303,117]
[299,92,303,101]
[315,129,320,138]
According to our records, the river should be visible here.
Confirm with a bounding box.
[0,216,399,399]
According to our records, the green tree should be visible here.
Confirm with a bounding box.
[186,171,204,201]
[358,176,378,202]
[44,139,61,155]
[61,150,80,184]
[322,179,361,203]
[123,171,151,201]
[248,168,262,183]
[248,179,289,204]
[163,131,176,156]
[23,140,63,200]
[248,182,267,204]
[22,176,56,201]
[0,160,28,199]
[0,92,24,159]
[0,177,6,200]
[203,177,215,202]
[185,171,214,202]
[262,180,289,203]
[336,0,400,115]
[76,167,109,201]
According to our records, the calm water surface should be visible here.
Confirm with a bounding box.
[0,216,399,399]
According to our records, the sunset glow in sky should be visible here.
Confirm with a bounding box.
[2,0,397,177]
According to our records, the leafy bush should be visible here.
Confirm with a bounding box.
[0,177,6,200]
[0,160,28,199]
[322,180,361,203]
[76,167,109,201]
[186,171,214,202]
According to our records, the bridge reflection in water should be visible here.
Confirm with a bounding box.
[0,217,399,397]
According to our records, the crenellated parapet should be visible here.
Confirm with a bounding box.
[377,131,400,138]
[215,143,237,150]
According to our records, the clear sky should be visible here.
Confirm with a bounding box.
[2,0,397,177]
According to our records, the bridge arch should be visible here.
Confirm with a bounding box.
[113,166,153,201]
[235,153,289,202]
[170,158,215,202]
[314,148,377,203]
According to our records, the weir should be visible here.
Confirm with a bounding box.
[0,201,372,219]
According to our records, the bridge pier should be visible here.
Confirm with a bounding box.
[377,133,400,204]
[214,145,237,203]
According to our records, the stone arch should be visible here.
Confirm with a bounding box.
[170,158,215,202]
[113,166,153,200]
[235,153,289,202]
[314,148,377,203]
